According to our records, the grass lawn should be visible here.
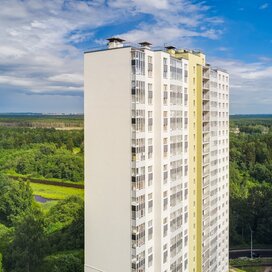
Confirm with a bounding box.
[38,200,59,213]
[230,267,265,272]
[242,267,265,272]
[30,182,84,200]
[230,268,246,272]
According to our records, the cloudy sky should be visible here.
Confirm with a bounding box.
[0,0,271,114]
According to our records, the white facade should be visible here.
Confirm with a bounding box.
[203,67,229,272]
[84,40,229,272]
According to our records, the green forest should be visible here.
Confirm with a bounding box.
[230,116,272,248]
[1,114,272,271]
[0,176,84,272]
[0,127,84,182]
[0,115,84,272]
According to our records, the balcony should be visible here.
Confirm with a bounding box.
[131,174,145,183]
[203,73,210,81]
[203,167,210,177]
[203,93,210,100]
[203,146,210,154]
[203,177,209,187]
[203,114,210,122]
[203,199,210,210]
[203,82,210,90]
[132,153,145,162]
[203,104,210,111]
[203,155,210,165]
[203,68,210,80]
[203,124,210,133]
[203,135,210,143]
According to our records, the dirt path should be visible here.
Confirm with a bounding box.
[264,267,272,272]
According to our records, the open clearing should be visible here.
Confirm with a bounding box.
[30,182,84,200]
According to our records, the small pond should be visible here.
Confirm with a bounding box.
[34,195,52,203]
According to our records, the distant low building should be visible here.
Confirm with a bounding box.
[231,127,240,134]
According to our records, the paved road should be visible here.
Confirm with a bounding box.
[230,249,272,259]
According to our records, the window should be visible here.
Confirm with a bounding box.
[170,58,182,80]
[148,56,153,78]
[163,191,168,211]
[131,223,145,248]
[163,223,168,237]
[148,171,153,186]
[163,138,168,157]
[148,193,153,213]
[184,63,188,83]
[131,195,145,220]
[132,50,145,75]
[148,138,153,160]
[148,111,153,132]
[163,57,168,78]
[148,254,153,267]
[148,83,153,105]
[163,84,168,105]
[132,80,145,104]
[184,88,188,106]
[163,111,168,131]
[148,220,153,240]
[163,250,168,263]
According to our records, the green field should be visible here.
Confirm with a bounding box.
[31,182,84,200]
[231,266,267,272]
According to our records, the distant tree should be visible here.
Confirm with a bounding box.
[0,174,33,226]
[66,138,74,151]
[45,196,84,234]
[40,251,83,272]
[4,208,48,272]
[48,204,84,252]
[246,184,272,244]
[0,223,13,254]
[251,163,272,183]
[0,252,2,272]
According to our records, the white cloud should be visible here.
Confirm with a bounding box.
[114,0,223,47]
[210,57,272,113]
[260,3,269,9]
[217,47,229,52]
[0,0,125,97]
[0,0,225,102]
[48,74,83,84]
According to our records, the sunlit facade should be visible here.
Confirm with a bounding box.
[84,38,229,272]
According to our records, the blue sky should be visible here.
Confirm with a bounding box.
[0,0,271,114]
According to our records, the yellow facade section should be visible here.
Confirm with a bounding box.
[196,64,203,272]
[168,49,205,272]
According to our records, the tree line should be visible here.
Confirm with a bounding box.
[0,127,83,150]
[0,128,84,183]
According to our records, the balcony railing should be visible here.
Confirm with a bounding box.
[203,83,210,90]
[203,104,210,111]
[203,72,210,79]
[203,115,210,122]
[203,93,210,100]
[203,125,210,132]
[203,147,210,154]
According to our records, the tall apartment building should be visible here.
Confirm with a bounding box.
[84,38,229,272]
